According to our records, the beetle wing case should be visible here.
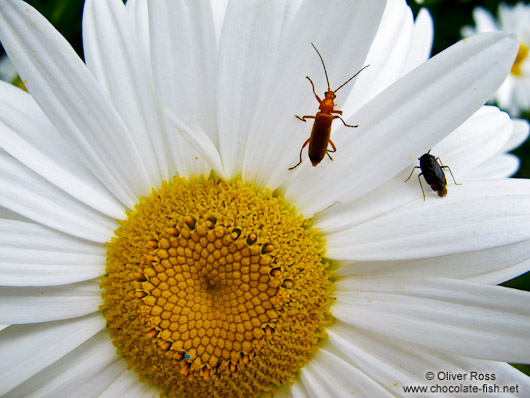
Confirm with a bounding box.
[419,154,447,195]
[308,112,333,165]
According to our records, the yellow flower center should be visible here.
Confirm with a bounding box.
[101,175,333,397]
[511,42,528,76]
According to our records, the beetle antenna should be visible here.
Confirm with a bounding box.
[311,42,331,91]
[334,64,370,93]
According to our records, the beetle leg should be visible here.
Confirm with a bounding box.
[404,166,420,182]
[333,115,358,128]
[436,157,461,186]
[295,115,316,122]
[326,140,337,161]
[417,173,426,201]
[288,138,311,170]
[305,76,322,103]
[441,165,461,185]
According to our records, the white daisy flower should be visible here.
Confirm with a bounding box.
[462,2,530,116]
[0,0,529,397]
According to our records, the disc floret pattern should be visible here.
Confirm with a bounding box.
[102,176,333,397]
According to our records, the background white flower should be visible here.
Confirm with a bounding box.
[462,2,530,116]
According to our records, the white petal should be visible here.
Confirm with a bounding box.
[513,77,530,110]
[467,249,530,284]
[242,0,388,189]
[125,0,151,65]
[210,0,229,48]
[4,331,125,398]
[402,8,433,74]
[0,0,151,207]
[284,33,519,215]
[496,76,517,114]
[439,359,530,397]
[504,2,530,34]
[467,153,520,179]
[460,25,476,39]
[0,251,104,287]
[0,220,105,286]
[314,167,428,233]
[472,7,499,33]
[325,321,530,397]
[325,179,530,261]
[334,239,530,285]
[164,111,226,179]
[0,220,104,254]
[324,325,426,394]
[289,381,309,398]
[333,277,530,363]
[0,206,30,221]
[216,0,301,178]
[0,81,125,219]
[0,152,116,243]
[300,348,392,397]
[0,279,101,324]
[502,118,529,152]
[99,367,159,398]
[83,0,169,184]
[433,105,512,178]
[342,0,414,115]
[314,106,512,234]
[0,258,105,286]
[0,313,104,395]
[148,0,217,176]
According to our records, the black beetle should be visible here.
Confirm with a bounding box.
[405,150,461,200]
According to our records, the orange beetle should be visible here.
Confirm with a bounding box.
[289,43,369,170]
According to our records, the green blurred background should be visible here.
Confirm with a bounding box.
[1,0,529,373]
